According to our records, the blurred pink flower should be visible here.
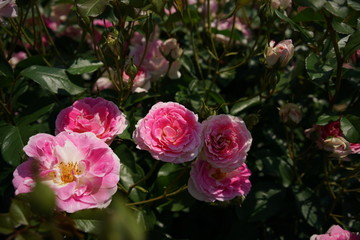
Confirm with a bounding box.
[266,39,294,68]
[279,103,302,124]
[213,17,252,44]
[92,76,114,92]
[13,132,120,213]
[188,157,251,202]
[310,225,360,240]
[50,4,72,23]
[123,68,151,93]
[129,33,181,80]
[55,97,128,144]
[133,102,202,163]
[8,51,27,68]
[160,38,183,60]
[271,0,292,10]
[306,120,360,159]
[202,114,252,171]
[0,0,17,19]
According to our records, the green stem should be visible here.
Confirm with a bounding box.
[126,185,188,207]
[127,161,160,196]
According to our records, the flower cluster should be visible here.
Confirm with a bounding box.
[13,97,127,213]
[306,120,360,160]
[133,103,252,202]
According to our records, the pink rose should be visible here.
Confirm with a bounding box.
[202,114,252,171]
[8,51,27,68]
[266,39,294,68]
[92,76,114,92]
[213,17,252,44]
[160,38,183,60]
[55,97,128,144]
[0,0,17,18]
[305,120,360,158]
[310,225,360,240]
[12,132,120,213]
[133,102,202,163]
[188,157,252,202]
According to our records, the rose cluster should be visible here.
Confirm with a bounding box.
[13,97,127,213]
[311,225,360,240]
[133,102,253,202]
[306,119,360,160]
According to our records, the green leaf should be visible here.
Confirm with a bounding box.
[294,0,326,11]
[67,58,103,75]
[156,163,187,193]
[341,115,360,143]
[239,182,286,222]
[316,115,339,125]
[76,0,109,17]
[1,126,24,167]
[28,182,56,217]
[293,185,324,230]
[20,65,85,95]
[135,209,156,231]
[305,52,333,82]
[275,10,313,42]
[348,0,360,11]
[230,96,261,115]
[0,59,14,88]
[9,199,31,227]
[151,0,166,14]
[16,103,55,126]
[332,20,354,34]
[292,8,324,22]
[343,30,360,60]
[71,209,105,234]
[0,213,15,234]
[324,1,349,19]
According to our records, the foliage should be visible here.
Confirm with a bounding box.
[0,0,360,239]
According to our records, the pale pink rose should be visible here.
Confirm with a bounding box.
[93,19,113,28]
[133,102,202,163]
[50,4,72,23]
[55,97,128,144]
[129,34,181,80]
[160,38,183,60]
[271,0,292,10]
[8,51,27,68]
[266,39,294,68]
[279,103,302,124]
[12,132,120,213]
[188,157,251,202]
[213,17,252,44]
[305,120,360,158]
[123,68,151,93]
[92,77,114,92]
[310,225,360,240]
[202,114,252,171]
[168,60,182,79]
[0,0,17,18]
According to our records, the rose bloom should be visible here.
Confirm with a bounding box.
[188,157,251,202]
[310,225,360,240]
[160,38,183,60]
[306,120,360,157]
[8,51,27,68]
[13,132,120,213]
[92,76,114,92]
[0,0,17,19]
[202,114,252,171]
[271,0,292,10]
[279,103,302,124]
[133,102,202,163]
[266,39,294,68]
[56,97,128,144]
[212,17,252,45]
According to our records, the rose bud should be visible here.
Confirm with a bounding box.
[266,39,294,68]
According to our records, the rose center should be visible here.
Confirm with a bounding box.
[211,169,227,180]
[58,162,82,184]
[163,126,178,142]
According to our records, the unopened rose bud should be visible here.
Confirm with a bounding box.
[271,0,292,10]
[323,137,352,160]
[266,39,294,68]
[125,60,138,80]
[279,103,302,124]
[160,38,183,60]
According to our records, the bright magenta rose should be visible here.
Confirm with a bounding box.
[12,132,120,213]
[55,97,128,144]
[188,157,252,202]
[133,102,202,163]
[202,114,252,171]
[310,225,360,240]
